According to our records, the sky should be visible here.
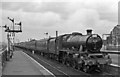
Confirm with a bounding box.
[0,0,119,42]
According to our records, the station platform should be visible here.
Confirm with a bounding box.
[2,50,54,76]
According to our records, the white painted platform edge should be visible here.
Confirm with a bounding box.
[110,64,120,68]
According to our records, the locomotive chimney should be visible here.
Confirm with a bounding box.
[86,29,92,35]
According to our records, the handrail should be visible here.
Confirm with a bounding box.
[101,50,120,54]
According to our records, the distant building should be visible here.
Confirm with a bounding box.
[107,25,120,45]
[103,2,120,50]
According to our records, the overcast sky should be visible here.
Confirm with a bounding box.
[0,0,119,42]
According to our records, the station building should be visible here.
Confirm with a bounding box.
[106,25,120,50]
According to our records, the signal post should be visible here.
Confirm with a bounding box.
[2,17,22,61]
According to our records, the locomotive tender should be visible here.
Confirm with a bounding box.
[19,29,112,73]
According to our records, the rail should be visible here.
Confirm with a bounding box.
[101,50,120,54]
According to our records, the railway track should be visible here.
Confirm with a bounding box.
[21,49,117,77]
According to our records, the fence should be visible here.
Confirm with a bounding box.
[0,48,7,76]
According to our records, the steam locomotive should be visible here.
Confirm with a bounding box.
[18,29,112,73]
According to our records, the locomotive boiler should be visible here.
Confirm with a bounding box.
[61,29,103,53]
